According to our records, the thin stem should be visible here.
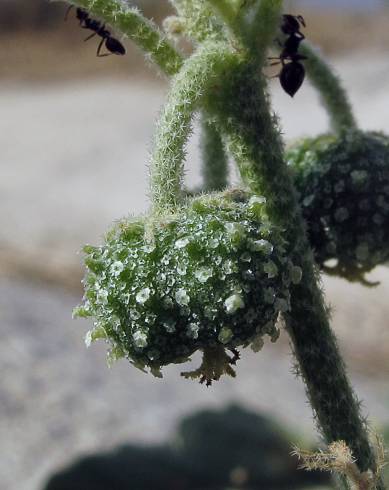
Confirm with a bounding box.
[200,115,229,191]
[248,0,283,61]
[206,0,237,27]
[300,42,358,133]
[67,0,183,75]
[150,42,236,215]
[204,0,252,45]
[170,0,226,43]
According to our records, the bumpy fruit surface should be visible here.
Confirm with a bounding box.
[75,190,300,382]
[288,130,389,284]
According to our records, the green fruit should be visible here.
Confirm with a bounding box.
[74,189,299,383]
[288,130,389,285]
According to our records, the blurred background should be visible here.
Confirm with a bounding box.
[1,1,389,489]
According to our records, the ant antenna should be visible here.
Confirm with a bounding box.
[64,5,73,21]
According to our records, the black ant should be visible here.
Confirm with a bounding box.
[281,14,306,38]
[65,6,126,57]
[269,14,307,97]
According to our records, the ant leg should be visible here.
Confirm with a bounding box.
[97,39,111,57]
[64,5,73,21]
[297,15,306,27]
[84,32,97,42]
[274,38,283,48]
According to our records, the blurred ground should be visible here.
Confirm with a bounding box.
[1,3,389,490]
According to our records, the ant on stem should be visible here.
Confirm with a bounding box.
[269,14,307,97]
[65,6,126,57]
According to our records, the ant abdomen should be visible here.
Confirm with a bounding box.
[105,37,126,56]
[280,61,305,97]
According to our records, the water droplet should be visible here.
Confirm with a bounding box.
[339,164,350,174]
[249,239,273,254]
[223,260,235,275]
[225,222,246,240]
[130,309,141,320]
[240,252,252,262]
[334,207,349,223]
[218,327,233,344]
[175,288,190,306]
[163,296,173,309]
[334,180,345,193]
[264,287,275,304]
[248,195,266,207]
[194,267,213,283]
[351,170,368,186]
[355,243,369,261]
[97,289,108,305]
[373,213,384,225]
[275,297,289,313]
[133,331,148,348]
[290,265,302,285]
[163,318,176,333]
[264,260,278,278]
[376,195,389,211]
[142,243,156,254]
[209,238,219,249]
[187,322,199,339]
[303,195,314,207]
[167,276,176,287]
[359,199,370,211]
[242,269,255,281]
[177,263,187,276]
[204,306,217,320]
[110,261,124,277]
[179,306,191,316]
[175,237,190,249]
[215,256,222,266]
[136,287,151,304]
[224,293,245,314]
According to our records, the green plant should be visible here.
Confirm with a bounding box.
[286,44,389,285]
[65,0,387,488]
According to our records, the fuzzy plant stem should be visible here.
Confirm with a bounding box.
[150,42,235,215]
[170,0,226,43]
[205,0,241,37]
[169,1,230,194]
[66,0,183,75]
[200,115,229,191]
[213,62,384,490]
[205,5,383,488]
[300,42,358,133]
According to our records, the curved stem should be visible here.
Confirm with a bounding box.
[68,0,183,75]
[200,115,229,191]
[212,61,384,490]
[204,1,383,486]
[300,42,358,133]
[247,0,283,62]
[150,42,236,215]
